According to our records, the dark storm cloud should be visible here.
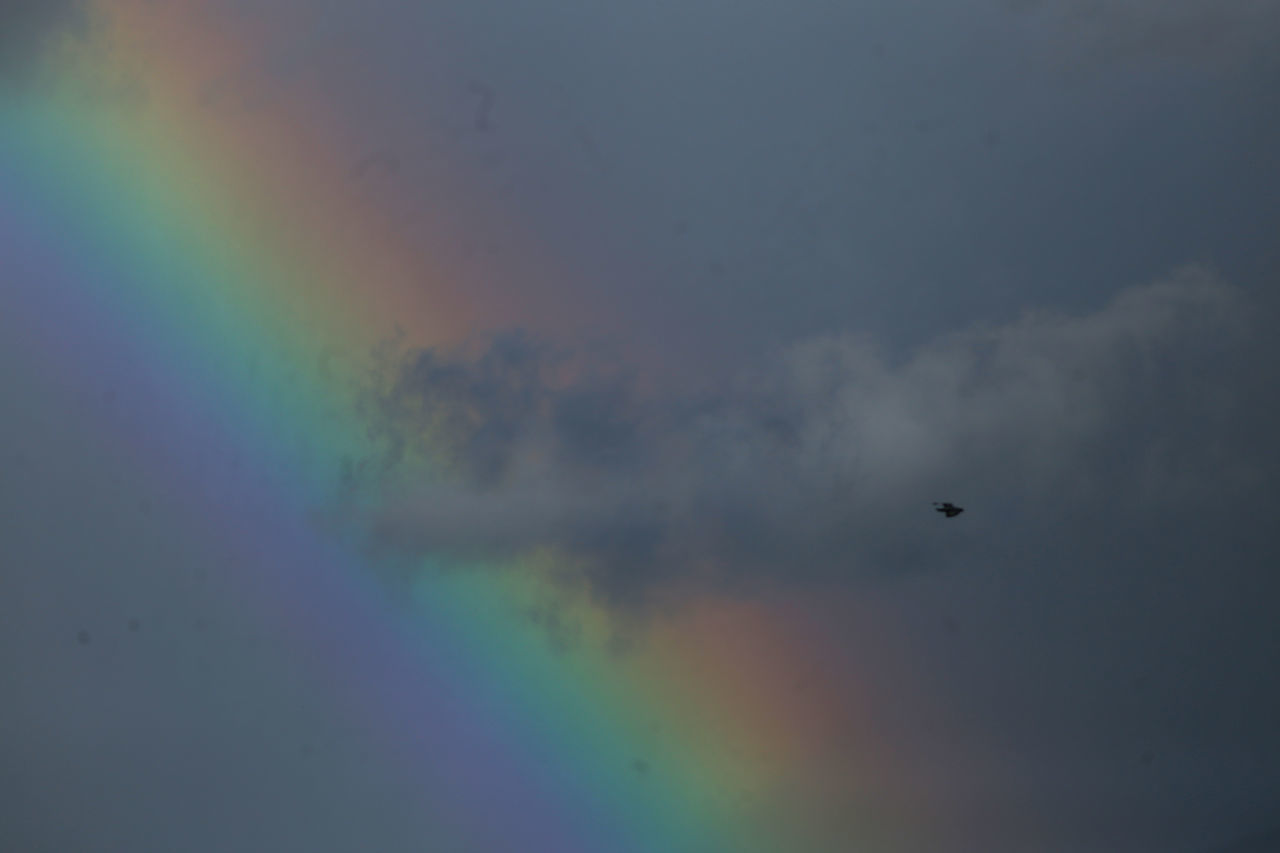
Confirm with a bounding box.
[0,0,86,85]
[354,267,1276,606]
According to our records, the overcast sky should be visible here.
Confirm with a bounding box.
[262,0,1280,372]
[4,2,1280,852]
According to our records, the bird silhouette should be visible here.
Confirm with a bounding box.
[933,502,964,518]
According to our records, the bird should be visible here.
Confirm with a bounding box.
[933,502,964,518]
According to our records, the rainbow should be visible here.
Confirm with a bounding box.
[2,4,911,850]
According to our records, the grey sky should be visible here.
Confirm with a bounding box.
[0,0,84,85]
[238,0,1280,374]
[5,1,1280,851]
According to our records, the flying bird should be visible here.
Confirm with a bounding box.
[933,502,964,518]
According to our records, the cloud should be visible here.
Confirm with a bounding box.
[348,267,1274,608]
[0,0,86,87]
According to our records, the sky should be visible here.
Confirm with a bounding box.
[3,1,1279,852]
